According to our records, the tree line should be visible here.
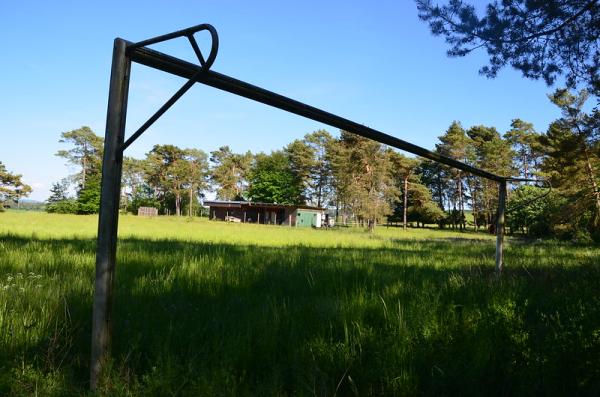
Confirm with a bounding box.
[414,0,600,242]
[42,87,600,240]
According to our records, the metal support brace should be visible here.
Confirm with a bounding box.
[495,180,507,274]
[91,38,130,391]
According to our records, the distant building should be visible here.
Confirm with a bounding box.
[203,200,326,227]
[137,207,158,217]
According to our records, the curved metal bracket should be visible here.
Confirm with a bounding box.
[121,24,219,152]
[128,24,219,71]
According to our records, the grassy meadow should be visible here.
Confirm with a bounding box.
[1,211,599,396]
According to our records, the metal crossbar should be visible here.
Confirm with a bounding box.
[91,23,545,390]
[127,42,505,182]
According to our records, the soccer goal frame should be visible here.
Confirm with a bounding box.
[91,23,542,389]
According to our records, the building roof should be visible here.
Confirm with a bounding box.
[203,200,324,211]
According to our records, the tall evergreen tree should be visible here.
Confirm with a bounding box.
[504,119,543,181]
[209,146,252,200]
[55,126,104,213]
[539,89,600,231]
[388,151,421,229]
[436,121,471,230]
[305,130,334,207]
[467,125,515,228]
[419,160,450,213]
[146,145,209,216]
[182,148,210,217]
[286,130,334,206]
[56,126,103,190]
[285,138,314,204]
[327,135,353,222]
[334,132,399,231]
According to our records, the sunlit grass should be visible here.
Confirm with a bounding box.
[0,211,599,396]
[0,210,496,246]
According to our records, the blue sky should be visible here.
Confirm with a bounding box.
[1,1,564,201]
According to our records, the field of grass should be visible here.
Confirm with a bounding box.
[1,211,599,396]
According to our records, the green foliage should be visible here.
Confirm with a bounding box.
[539,89,600,236]
[388,151,443,227]
[504,119,543,180]
[0,161,32,208]
[409,185,447,225]
[286,130,334,206]
[54,127,104,214]
[248,151,303,204]
[121,156,149,212]
[48,93,599,241]
[46,199,79,214]
[76,174,101,214]
[55,126,103,191]
[146,144,209,216]
[419,160,449,211]
[467,125,515,227]
[329,132,398,229]
[507,185,562,237]
[436,121,471,229]
[127,185,160,215]
[47,179,69,204]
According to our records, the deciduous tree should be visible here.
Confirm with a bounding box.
[247,151,303,204]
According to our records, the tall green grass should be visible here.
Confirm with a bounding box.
[1,211,599,396]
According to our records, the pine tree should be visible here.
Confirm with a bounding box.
[286,130,334,207]
[333,132,399,231]
[467,125,515,229]
[145,145,208,216]
[209,146,253,200]
[436,121,471,230]
[55,126,104,214]
[388,151,421,229]
[546,89,600,227]
[539,90,600,233]
[504,119,543,181]
[182,148,210,217]
[56,126,103,190]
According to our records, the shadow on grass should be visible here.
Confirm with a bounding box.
[0,233,599,396]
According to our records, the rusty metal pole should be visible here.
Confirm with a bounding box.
[91,38,131,391]
[495,180,507,274]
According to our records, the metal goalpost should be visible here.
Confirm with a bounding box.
[91,23,542,389]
